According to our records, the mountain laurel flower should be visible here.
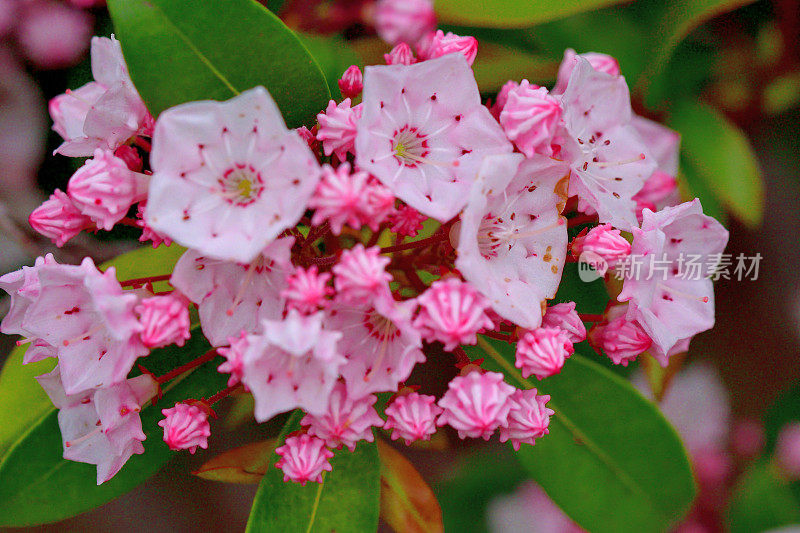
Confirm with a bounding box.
[541,302,586,344]
[316,98,361,161]
[332,245,393,304]
[301,382,384,451]
[309,163,372,235]
[384,42,416,65]
[553,48,621,95]
[589,305,651,366]
[135,294,191,349]
[373,0,436,47]
[633,170,679,219]
[413,278,495,350]
[28,189,92,246]
[275,434,334,485]
[499,389,554,450]
[158,402,211,454]
[384,392,443,445]
[427,30,479,66]
[571,224,631,267]
[515,327,574,380]
[114,144,143,172]
[282,266,333,315]
[499,81,562,157]
[437,371,515,440]
[338,65,363,99]
[67,148,149,231]
[489,80,520,120]
[389,205,425,237]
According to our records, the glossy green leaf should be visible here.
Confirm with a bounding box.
[473,337,696,533]
[106,0,330,126]
[726,461,800,533]
[246,438,381,532]
[298,33,360,100]
[668,101,764,227]
[434,0,628,29]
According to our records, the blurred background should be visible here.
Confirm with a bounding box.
[0,0,799,531]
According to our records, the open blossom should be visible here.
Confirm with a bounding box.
[135,294,191,349]
[158,403,211,454]
[499,388,554,450]
[302,382,384,451]
[355,54,512,221]
[571,224,631,267]
[456,154,568,329]
[589,304,651,366]
[630,115,681,216]
[326,297,425,397]
[241,311,345,423]
[552,48,621,95]
[28,189,92,247]
[541,302,586,344]
[373,0,435,47]
[558,58,656,230]
[384,42,416,65]
[618,199,729,365]
[413,278,494,350]
[36,366,157,484]
[146,87,321,263]
[499,81,561,157]
[67,148,149,231]
[332,245,393,304]
[0,254,57,342]
[316,98,361,161]
[282,266,333,315]
[338,65,363,99]
[170,237,293,347]
[384,393,443,445]
[437,371,515,440]
[275,434,333,485]
[427,30,479,65]
[515,327,574,380]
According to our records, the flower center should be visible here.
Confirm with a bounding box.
[364,309,400,341]
[220,164,263,206]
[391,126,429,167]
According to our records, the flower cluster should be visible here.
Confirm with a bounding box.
[2,12,728,485]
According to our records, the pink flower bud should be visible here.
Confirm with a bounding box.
[373,0,436,47]
[135,295,191,349]
[499,388,554,450]
[29,189,92,247]
[384,393,442,445]
[301,382,383,451]
[282,266,333,315]
[571,224,631,267]
[541,302,586,344]
[499,81,561,157]
[427,30,478,66]
[515,327,574,380]
[389,205,425,237]
[776,423,800,479]
[384,42,416,65]
[67,149,148,231]
[332,244,392,304]
[489,80,519,120]
[114,145,143,172]
[217,331,249,388]
[275,434,334,485]
[158,402,211,454]
[135,203,172,248]
[316,99,361,161]
[17,1,92,69]
[437,371,515,440]
[413,278,494,350]
[338,65,363,99]
[295,126,319,151]
[589,307,651,366]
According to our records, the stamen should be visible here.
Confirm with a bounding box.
[65,426,102,448]
[658,283,709,303]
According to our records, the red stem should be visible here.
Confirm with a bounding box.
[379,231,448,254]
[481,330,512,342]
[579,313,604,322]
[568,214,598,228]
[155,349,218,384]
[120,274,172,287]
[204,384,242,406]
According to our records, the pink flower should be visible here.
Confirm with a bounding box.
[413,278,494,350]
[499,81,561,157]
[515,327,574,380]
[776,423,800,479]
[455,154,568,329]
[241,311,345,422]
[170,238,293,347]
[355,54,512,221]
[363,179,396,230]
[389,205,425,237]
[384,392,442,445]
[499,388,554,450]
[302,382,384,451]
[316,98,361,161]
[28,189,92,247]
[326,297,425,397]
[631,115,680,176]
[589,304,651,366]
[332,245,392,304]
[0,254,57,344]
[489,80,519,120]
[437,371,515,440]
[633,170,679,220]
[384,43,416,65]
[541,302,586,344]
[571,224,631,267]
[135,294,191,349]
[146,87,321,263]
[19,258,147,395]
[553,48,620,95]
[282,266,333,315]
[135,203,172,248]
[373,0,436,47]
[558,58,656,230]
[275,434,333,485]
[158,403,211,454]
[217,331,248,388]
[36,366,158,484]
[618,200,729,365]
[338,65,363,99]
[17,1,92,70]
[309,163,371,235]
[427,30,479,66]
[67,148,148,230]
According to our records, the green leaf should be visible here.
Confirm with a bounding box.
[472,42,558,93]
[434,0,628,29]
[297,33,360,100]
[106,0,330,127]
[726,461,800,533]
[246,439,381,532]
[668,101,764,227]
[474,337,696,533]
